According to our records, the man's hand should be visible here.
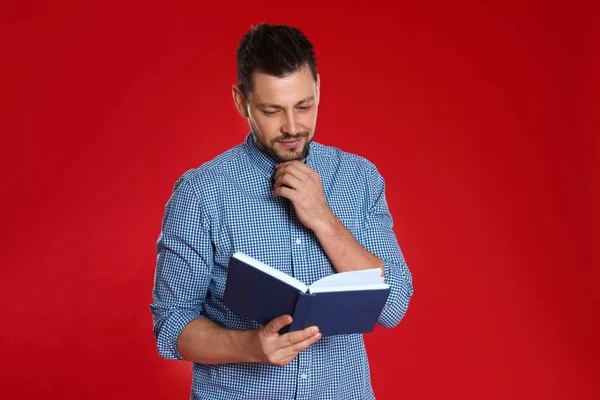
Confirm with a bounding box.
[251,315,321,367]
[274,160,337,232]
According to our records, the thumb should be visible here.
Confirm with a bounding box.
[264,314,292,336]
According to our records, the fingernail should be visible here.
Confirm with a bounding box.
[312,327,319,334]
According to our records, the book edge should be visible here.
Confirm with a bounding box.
[232,252,309,293]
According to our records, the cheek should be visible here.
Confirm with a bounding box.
[251,114,280,141]
[302,109,318,128]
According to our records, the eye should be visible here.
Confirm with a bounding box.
[297,105,312,111]
[262,110,278,116]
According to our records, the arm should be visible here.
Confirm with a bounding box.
[274,161,414,328]
[178,317,256,364]
[311,215,384,275]
[354,163,414,327]
[150,174,212,360]
[178,315,321,366]
[273,161,382,274]
[150,174,320,365]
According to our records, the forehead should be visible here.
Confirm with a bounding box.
[251,67,316,105]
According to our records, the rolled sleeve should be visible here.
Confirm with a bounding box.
[150,173,214,360]
[360,164,414,328]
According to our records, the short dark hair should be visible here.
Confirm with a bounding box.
[236,23,318,100]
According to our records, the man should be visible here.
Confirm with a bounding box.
[150,23,414,399]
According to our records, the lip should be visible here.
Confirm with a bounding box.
[278,139,302,148]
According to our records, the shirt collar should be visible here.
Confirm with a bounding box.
[243,131,313,179]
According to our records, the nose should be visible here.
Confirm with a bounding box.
[281,111,299,136]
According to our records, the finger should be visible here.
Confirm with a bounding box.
[264,315,293,336]
[274,185,296,200]
[274,173,302,191]
[281,326,320,347]
[274,160,294,168]
[274,164,306,182]
[282,331,322,358]
[276,160,313,173]
[289,160,314,174]
[279,163,318,185]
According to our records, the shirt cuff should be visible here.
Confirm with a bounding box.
[155,310,201,360]
[378,263,414,328]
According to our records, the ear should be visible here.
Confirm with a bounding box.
[232,84,249,118]
[315,73,321,105]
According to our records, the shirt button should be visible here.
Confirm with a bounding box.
[295,238,302,245]
[300,373,308,379]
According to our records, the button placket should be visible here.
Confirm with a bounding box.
[296,348,312,398]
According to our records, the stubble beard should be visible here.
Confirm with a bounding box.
[252,130,312,163]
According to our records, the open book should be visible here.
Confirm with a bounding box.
[222,252,391,336]
[230,251,388,293]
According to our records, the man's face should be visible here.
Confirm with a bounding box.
[238,66,320,162]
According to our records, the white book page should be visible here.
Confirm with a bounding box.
[313,277,384,287]
[309,283,389,294]
[232,252,308,293]
[308,268,384,292]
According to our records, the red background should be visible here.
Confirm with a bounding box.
[1,1,598,399]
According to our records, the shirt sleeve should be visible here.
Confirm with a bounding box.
[149,173,214,360]
[360,163,414,328]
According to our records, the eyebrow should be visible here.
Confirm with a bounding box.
[258,96,315,109]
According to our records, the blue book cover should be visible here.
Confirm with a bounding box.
[222,252,391,336]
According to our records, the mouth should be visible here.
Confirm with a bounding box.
[277,138,302,149]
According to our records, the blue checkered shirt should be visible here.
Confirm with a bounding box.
[150,132,414,399]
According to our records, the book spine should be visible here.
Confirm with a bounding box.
[289,293,314,332]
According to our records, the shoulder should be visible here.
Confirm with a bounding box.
[171,143,247,198]
[311,141,382,178]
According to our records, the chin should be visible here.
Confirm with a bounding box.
[266,135,312,162]
[283,147,310,162]
[274,152,300,162]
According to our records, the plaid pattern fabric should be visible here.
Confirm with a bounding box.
[150,132,414,399]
